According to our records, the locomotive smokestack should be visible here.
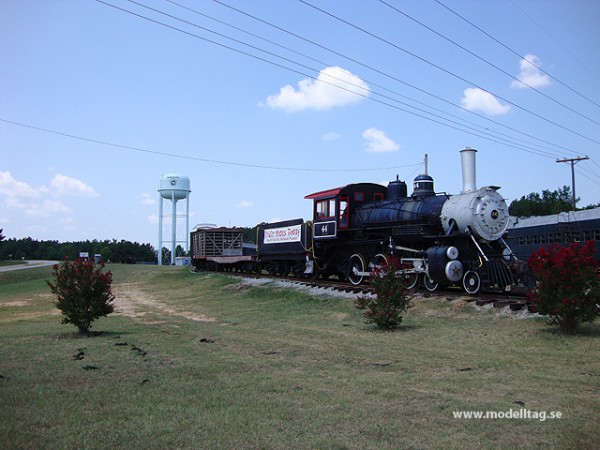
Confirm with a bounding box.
[460,147,477,193]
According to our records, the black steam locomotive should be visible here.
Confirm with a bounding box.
[191,148,533,294]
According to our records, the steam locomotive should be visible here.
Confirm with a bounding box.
[191,148,533,294]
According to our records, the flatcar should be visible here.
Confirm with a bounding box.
[506,207,600,260]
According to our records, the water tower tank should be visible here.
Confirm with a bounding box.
[159,174,190,200]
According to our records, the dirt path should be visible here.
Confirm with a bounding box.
[112,283,216,323]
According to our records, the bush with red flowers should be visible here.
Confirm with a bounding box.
[47,259,115,334]
[354,256,412,330]
[528,240,600,334]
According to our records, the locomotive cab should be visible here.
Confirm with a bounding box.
[305,183,387,240]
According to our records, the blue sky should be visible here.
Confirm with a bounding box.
[2,0,599,247]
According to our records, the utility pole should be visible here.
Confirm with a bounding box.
[556,156,589,211]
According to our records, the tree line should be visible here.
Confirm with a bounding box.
[508,186,598,217]
[0,236,156,263]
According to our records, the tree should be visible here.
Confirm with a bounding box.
[354,257,412,330]
[100,246,112,262]
[47,260,115,334]
[509,186,576,217]
[528,240,600,334]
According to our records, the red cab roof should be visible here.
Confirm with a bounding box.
[304,186,347,200]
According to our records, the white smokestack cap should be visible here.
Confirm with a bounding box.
[460,147,477,192]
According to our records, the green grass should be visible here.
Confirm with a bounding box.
[1,264,599,449]
[0,261,24,268]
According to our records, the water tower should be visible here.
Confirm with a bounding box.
[158,174,191,265]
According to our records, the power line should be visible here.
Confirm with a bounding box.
[298,0,600,146]
[99,0,570,157]
[101,0,593,158]
[379,0,600,127]
[205,0,580,157]
[435,0,600,110]
[0,118,421,173]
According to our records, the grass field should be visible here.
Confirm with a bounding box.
[1,264,599,449]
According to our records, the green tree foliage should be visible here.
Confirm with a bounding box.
[354,257,412,329]
[528,240,600,334]
[0,237,156,262]
[242,224,262,244]
[509,186,575,217]
[47,260,115,334]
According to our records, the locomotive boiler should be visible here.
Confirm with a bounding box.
[303,148,530,294]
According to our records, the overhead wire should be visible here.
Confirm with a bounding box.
[98,0,569,158]
[378,0,600,127]
[209,0,576,157]
[10,0,596,178]
[436,0,600,108]
[188,0,581,158]
[158,5,552,159]
[297,0,600,147]
[0,118,421,173]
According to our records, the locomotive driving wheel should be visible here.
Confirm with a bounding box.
[348,253,367,286]
[423,276,439,292]
[398,260,419,290]
[370,253,388,271]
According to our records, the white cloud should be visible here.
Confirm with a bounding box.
[147,214,159,225]
[510,54,551,89]
[26,199,71,217]
[49,174,97,197]
[0,171,39,198]
[141,193,155,205]
[461,88,511,115]
[263,66,369,112]
[322,132,340,141]
[235,200,254,208]
[362,128,400,153]
[0,172,96,220]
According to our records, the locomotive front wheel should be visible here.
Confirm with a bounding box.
[463,270,481,295]
[424,276,439,292]
[348,254,367,286]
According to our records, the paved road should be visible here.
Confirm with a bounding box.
[0,261,57,272]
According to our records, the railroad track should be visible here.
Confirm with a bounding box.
[191,267,532,311]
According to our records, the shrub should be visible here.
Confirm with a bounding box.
[47,259,115,334]
[528,240,600,334]
[354,256,412,330]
